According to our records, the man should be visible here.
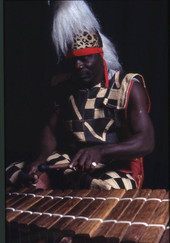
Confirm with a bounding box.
[6,0,154,190]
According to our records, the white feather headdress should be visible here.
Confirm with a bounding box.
[52,0,122,70]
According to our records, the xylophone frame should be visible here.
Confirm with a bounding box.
[6,187,170,243]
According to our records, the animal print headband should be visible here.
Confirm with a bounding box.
[66,30,109,88]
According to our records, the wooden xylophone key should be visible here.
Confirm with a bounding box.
[6,187,40,223]
[16,188,73,242]
[58,189,126,238]
[6,188,53,222]
[13,189,73,226]
[103,189,152,242]
[7,189,72,243]
[6,187,52,243]
[6,188,169,243]
[49,189,106,233]
[91,188,139,239]
[42,189,91,230]
[73,189,126,237]
[23,189,90,242]
[6,188,50,209]
[36,189,94,242]
[121,189,167,242]
[138,191,170,243]
[30,189,91,230]
[6,187,35,205]
[10,189,65,225]
[6,187,30,242]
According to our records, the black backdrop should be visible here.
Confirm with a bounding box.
[4,0,169,189]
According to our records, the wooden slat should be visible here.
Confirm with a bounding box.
[28,190,79,228]
[6,189,53,222]
[6,187,51,243]
[8,190,72,243]
[50,190,103,231]
[62,190,126,236]
[92,189,139,238]
[74,189,126,237]
[138,191,169,243]
[6,187,35,204]
[121,189,166,242]
[15,190,72,226]
[59,190,113,234]
[39,190,91,229]
[6,188,169,243]
[7,188,52,210]
[104,189,152,241]
[11,189,64,225]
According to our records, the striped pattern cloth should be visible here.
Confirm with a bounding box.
[6,152,137,190]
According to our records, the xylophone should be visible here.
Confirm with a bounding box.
[6,187,169,243]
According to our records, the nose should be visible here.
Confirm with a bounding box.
[75,59,84,69]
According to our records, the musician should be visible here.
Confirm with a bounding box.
[6,1,154,190]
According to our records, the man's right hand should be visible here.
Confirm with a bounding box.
[21,160,44,186]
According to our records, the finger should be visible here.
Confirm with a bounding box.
[69,152,81,168]
[78,155,88,171]
[34,174,39,180]
[33,170,41,179]
[83,153,93,170]
[28,166,38,176]
[84,158,92,170]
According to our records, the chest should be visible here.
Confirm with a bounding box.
[62,87,115,121]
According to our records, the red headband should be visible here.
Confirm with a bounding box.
[66,47,109,88]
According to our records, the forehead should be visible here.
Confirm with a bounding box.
[72,53,101,62]
[66,53,103,71]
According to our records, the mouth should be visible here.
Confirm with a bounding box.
[76,70,90,79]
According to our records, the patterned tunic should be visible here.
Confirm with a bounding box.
[6,71,150,190]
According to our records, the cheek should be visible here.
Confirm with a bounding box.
[90,60,103,73]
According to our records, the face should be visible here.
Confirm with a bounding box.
[68,53,104,88]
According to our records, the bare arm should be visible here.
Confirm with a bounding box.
[101,82,155,159]
[70,83,155,170]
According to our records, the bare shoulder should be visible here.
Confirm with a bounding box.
[128,82,149,111]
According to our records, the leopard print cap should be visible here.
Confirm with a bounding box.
[71,30,103,50]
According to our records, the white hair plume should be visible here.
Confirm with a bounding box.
[101,33,122,70]
[52,1,100,59]
[52,0,122,70]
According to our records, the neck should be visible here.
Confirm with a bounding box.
[77,73,104,89]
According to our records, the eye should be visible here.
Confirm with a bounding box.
[81,55,93,61]
[80,55,88,61]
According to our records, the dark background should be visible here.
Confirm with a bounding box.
[4,0,169,189]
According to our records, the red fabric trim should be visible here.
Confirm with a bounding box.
[66,47,103,58]
[118,157,144,188]
[130,158,144,188]
[66,47,109,88]
[102,58,109,88]
[118,169,132,174]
